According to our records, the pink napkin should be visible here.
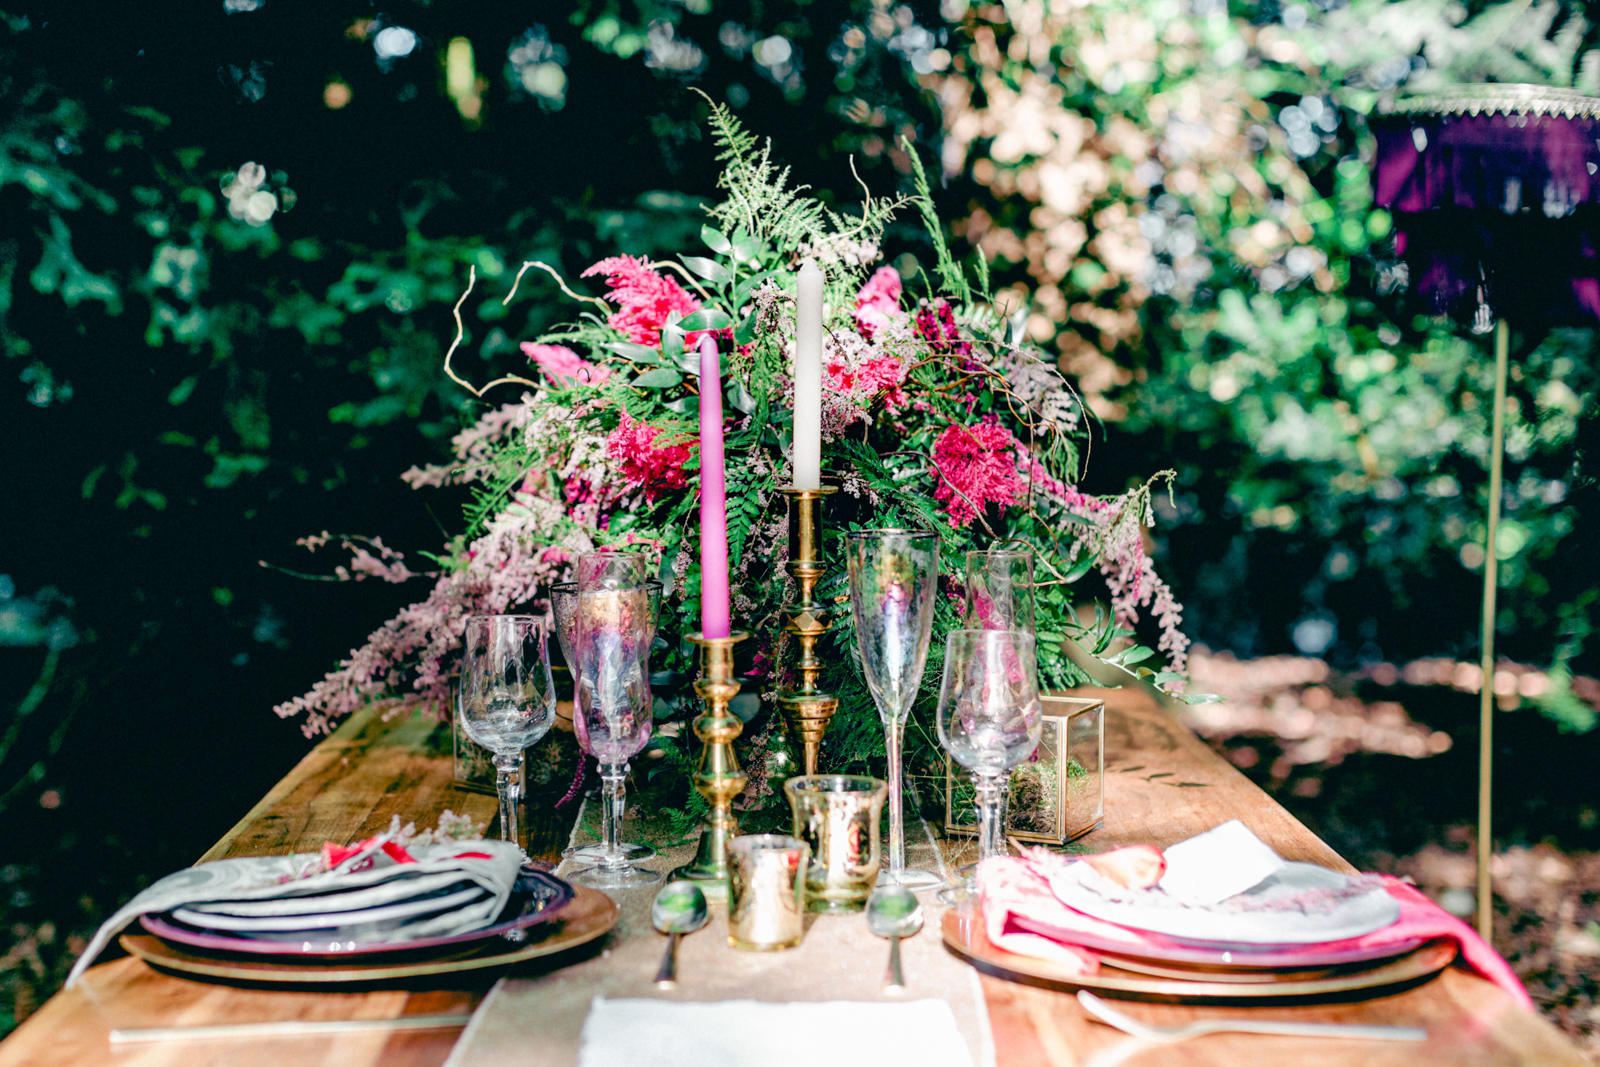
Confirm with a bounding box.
[976,853,1532,1009]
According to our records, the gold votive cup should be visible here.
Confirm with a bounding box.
[725,834,809,951]
[783,774,886,914]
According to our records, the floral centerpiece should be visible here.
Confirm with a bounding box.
[274,104,1194,828]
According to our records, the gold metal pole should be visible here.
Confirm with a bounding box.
[776,486,840,776]
[673,631,750,897]
[1477,317,1509,944]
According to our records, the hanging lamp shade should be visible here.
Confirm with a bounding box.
[1369,83,1600,947]
[1373,84,1600,326]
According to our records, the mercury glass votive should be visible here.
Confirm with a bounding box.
[783,775,886,914]
[725,834,809,951]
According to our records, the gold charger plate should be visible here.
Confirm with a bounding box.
[942,908,1457,1002]
[120,884,619,984]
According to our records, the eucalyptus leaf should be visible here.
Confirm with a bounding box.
[662,323,684,363]
[631,368,684,389]
[609,341,661,362]
[701,226,733,255]
[679,308,731,331]
[725,378,756,415]
[682,256,732,285]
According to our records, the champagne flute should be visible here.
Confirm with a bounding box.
[552,575,662,863]
[964,548,1035,634]
[936,629,1043,894]
[459,615,558,855]
[845,529,942,890]
[567,553,662,889]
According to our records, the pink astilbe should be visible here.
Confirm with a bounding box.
[401,396,537,489]
[929,418,1027,527]
[581,256,700,347]
[274,514,585,737]
[1053,484,1189,675]
[521,343,611,386]
[294,533,421,584]
[606,412,694,501]
[854,266,906,338]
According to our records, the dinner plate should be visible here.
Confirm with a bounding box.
[141,868,572,957]
[1047,861,1400,947]
[942,907,1457,1002]
[121,884,619,985]
[1002,912,1429,970]
[171,884,488,934]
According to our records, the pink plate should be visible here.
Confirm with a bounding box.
[1006,913,1428,970]
[139,869,573,958]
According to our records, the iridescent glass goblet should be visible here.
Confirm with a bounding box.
[936,628,1043,898]
[964,548,1035,634]
[845,529,941,891]
[552,574,662,864]
[459,614,558,855]
[567,553,662,889]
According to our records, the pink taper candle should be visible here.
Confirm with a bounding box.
[697,334,732,639]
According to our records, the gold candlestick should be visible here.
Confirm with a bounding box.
[776,486,840,777]
[672,631,751,896]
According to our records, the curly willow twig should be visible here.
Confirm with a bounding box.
[442,266,541,398]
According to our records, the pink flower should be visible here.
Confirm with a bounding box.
[854,266,904,338]
[581,256,701,347]
[915,298,970,356]
[606,412,694,500]
[930,418,1026,527]
[521,343,610,386]
[826,354,908,412]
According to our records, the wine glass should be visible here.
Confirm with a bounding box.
[845,529,942,891]
[964,548,1035,634]
[936,629,1043,897]
[459,615,558,855]
[552,574,662,863]
[567,553,663,889]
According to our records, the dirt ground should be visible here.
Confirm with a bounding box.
[1179,648,1600,1059]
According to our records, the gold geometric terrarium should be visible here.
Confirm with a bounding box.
[944,694,1104,845]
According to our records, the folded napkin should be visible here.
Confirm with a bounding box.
[978,851,1533,1009]
[576,998,975,1067]
[67,836,524,987]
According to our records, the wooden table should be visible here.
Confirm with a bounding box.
[0,691,1586,1067]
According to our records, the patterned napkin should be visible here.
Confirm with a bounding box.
[67,835,524,987]
[977,843,1533,1009]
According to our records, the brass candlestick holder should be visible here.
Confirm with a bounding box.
[672,631,751,896]
[776,486,840,777]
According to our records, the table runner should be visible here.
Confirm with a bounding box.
[443,789,995,1067]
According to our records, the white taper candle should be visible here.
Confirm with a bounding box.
[793,259,823,491]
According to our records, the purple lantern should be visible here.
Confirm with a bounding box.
[1373,83,1600,944]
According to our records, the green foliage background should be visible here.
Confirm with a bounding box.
[0,0,1596,1036]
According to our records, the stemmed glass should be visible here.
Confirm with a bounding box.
[566,553,662,889]
[459,615,558,855]
[552,575,662,863]
[846,529,942,891]
[964,548,1035,634]
[936,629,1043,886]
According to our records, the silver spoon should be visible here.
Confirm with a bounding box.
[865,885,924,992]
[651,881,709,988]
[1077,991,1427,1043]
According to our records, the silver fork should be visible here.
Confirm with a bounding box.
[1077,991,1427,1043]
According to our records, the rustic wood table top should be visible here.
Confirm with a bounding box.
[0,689,1586,1067]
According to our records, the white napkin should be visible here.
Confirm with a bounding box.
[576,998,975,1067]
[1157,819,1287,906]
[66,838,525,986]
